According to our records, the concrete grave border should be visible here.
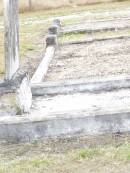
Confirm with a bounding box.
[32,75,130,96]
[0,110,130,143]
[30,19,130,96]
[62,35,130,46]
[31,20,61,84]
[1,7,130,143]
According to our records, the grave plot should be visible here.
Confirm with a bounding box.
[45,37,130,82]
[42,12,130,83]
[31,10,130,97]
[23,13,130,143]
[1,1,130,143]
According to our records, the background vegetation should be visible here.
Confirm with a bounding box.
[0,0,125,14]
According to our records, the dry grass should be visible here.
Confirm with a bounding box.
[59,28,130,43]
[0,138,130,173]
[19,0,115,12]
[0,0,124,14]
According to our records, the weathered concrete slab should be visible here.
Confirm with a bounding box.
[0,80,6,87]
[32,89,130,116]
[1,89,130,142]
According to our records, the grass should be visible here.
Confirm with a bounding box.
[59,32,85,43]
[19,0,130,19]
[0,156,53,173]
[74,148,102,159]
[0,0,129,14]
[1,141,130,173]
[59,28,130,43]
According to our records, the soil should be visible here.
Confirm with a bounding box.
[45,37,130,82]
[0,133,130,158]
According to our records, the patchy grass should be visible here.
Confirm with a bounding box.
[18,0,130,13]
[0,156,53,173]
[59,32,85,43]
[72,148,102,160]
[1,0,130,14]
[90,28,130,39]
[59,28,130,43]
[19,21,48,57]
[1,141,130,173]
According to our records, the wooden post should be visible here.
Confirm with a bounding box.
[28,0,32,11]
[4,0,19,81]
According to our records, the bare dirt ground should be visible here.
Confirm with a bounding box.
[45,37,130,82]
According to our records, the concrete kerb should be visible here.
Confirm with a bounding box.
[31,19,61,84]
[31,75,130,96]
[62,35,130,46]
[1,110,130,143]
[0,80,7,88]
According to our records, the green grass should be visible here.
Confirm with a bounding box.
[74,148,102,159]
[59,32,85,43]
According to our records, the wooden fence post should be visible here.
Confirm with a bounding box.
[4,0,19,81]
[28,0,32,11]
